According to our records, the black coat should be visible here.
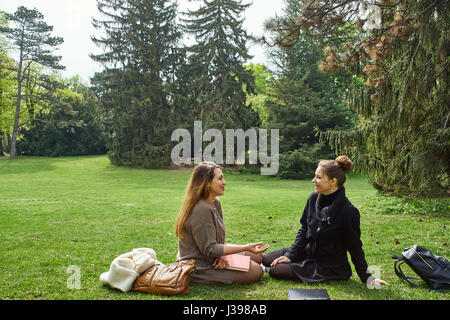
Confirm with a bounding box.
[284,187,372,283]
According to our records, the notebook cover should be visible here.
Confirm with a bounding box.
[224,254,250,272]
[288,289,331,300]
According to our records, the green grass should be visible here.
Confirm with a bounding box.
[0,155,448,300]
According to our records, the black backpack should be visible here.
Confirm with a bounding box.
[393,244,450,291]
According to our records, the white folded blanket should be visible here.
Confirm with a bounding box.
[100,248,163,292]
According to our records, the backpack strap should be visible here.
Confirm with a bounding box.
[392,255,447,292]
[393,256,420,288]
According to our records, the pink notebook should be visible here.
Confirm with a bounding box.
[224,254,250,272]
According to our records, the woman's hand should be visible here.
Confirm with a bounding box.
[213,256,229,269]
[367,277,389,289]
[270,255,291,267]
[246,242,270,254]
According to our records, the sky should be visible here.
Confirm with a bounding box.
[1,0,285,83]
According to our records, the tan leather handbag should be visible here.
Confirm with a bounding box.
[132,259,196,295]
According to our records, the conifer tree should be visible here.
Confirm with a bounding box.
[265,0,449,196]
[91,0,182,167]
[181,0,259,130]
[265,0,354,179]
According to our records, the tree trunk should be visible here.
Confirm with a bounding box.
[0,135,4,157]
[10,52,23,158]
[6,133,11,153]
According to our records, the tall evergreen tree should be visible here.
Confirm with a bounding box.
[91,0,182,167]
[265,0,354,179]
[0,6,64,158]
[181,0,259,130]
[265,0,449,196]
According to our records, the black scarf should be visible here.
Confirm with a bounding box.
[314,187,346,226]
[305,187,347,258]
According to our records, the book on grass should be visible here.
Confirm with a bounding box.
[224,254,250,272]
[288,289,331,300]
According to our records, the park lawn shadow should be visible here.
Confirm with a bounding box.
[0,156,57,175]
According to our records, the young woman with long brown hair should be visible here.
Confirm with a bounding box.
[175,162,269,284]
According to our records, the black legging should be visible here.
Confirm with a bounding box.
[262,248,301,282]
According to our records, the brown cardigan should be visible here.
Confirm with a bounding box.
[177,198,236,284]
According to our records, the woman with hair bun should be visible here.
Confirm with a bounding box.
[262,156,388,288]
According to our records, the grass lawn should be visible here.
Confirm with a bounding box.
[0,155,448,300]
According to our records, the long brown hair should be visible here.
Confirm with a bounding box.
[175,162,222,238]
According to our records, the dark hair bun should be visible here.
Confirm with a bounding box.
[335,155,352,172]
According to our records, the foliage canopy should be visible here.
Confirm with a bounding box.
[266,0,450,196]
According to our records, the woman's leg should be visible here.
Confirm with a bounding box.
[231,249,296,284]
[262,248,301,282]
[261,248,288,267]
[243,251,263,264]
[232,260,264,284]
[268,263,300,281]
